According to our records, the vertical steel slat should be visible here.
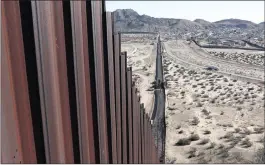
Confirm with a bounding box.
[31,1,74,163]
[147,118,152,163]
[70,1,96,163]
[141,105,145,164]
[90,1,109,163]
[113,33,122,163]
[126,68,133,164]
[120,52,128,163]
[132,85,138,163]
[139,103,142,164]
[1,1,37,163]
[137,95,142,164]
[104,11,117,164]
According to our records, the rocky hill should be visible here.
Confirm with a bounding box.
[214,19,257,29]
[113,9,262,33]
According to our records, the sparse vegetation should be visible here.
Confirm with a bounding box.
[253,127,264,134]
[189,134,200,141]
[197,138,209,145]
[203,130,211,135]
[175,138,191,146]
[206,142,216,149]
[190,117,200,125]
[240,138,252,148]
[187,147,197,158]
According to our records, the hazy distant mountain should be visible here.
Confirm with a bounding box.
[113,9,261,33]
[214,19,257,29]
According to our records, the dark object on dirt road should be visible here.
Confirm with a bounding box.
[205,66,219,71]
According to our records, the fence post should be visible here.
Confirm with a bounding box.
[127,68,133,163]
[1,1,37,163]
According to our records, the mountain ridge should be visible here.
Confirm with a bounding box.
[113,9,262,33]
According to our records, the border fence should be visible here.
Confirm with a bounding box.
[1,0,160,164]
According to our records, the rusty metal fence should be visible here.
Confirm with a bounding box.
[1,0,160,164]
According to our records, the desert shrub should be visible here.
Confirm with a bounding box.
[234,128,241,133]
[203,130,211,135]
[217,147,230,159]
[178,130,184,134]
[187,147,197,158]
[197,139,210,145]
[196,102,203,107]
[207,142,216,149]
[236,107,242,111]
[189,134,200,141]
[222,132,234,139]
[240,138,252,148]
[176,125,181,129]
[253,127,264,134]
[202,94,209,98]
[220,111,224,115]
[190,117,200,125]
[175,138,191,146]
[201,108,210,116]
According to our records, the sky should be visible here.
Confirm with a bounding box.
[106,1,264,24]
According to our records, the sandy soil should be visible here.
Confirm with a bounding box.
[163,40,264,163]
[164,40,264,82]
[121,38,157,114]
[204,49,264,67]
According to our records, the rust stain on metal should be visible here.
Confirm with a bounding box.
[1,1,37,163]
[105,11,117,164]
[113,33,122,163]
[70,1,96,163]
[31,1,74,163]
[126,68,133,163]
[120,52,128,163]
[90,1,109,163]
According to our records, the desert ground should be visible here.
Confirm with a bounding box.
[163,40,264,163]
[121,35,157,114]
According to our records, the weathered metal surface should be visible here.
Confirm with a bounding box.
[103,11,117,164]
[126,68,133,163]
[31,1,74,163]
[131,85,138,163]
[1,1,37,163]
[120,52,128,163]
[137,95,141,163]
[2,0,161,163]
[70,1,96,163]
[89,1,110,163]
[113,33,122,163]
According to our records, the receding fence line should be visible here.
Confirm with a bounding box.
[1,0,160,164]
